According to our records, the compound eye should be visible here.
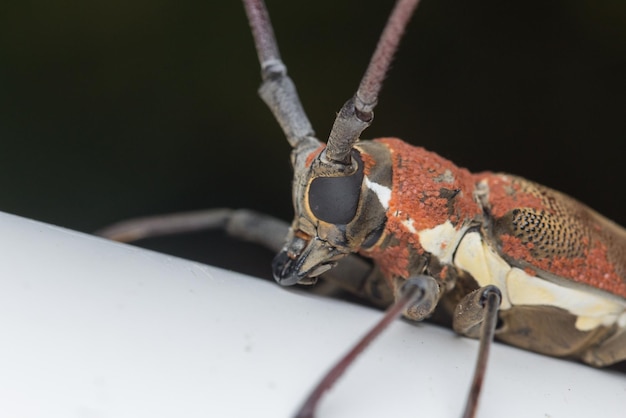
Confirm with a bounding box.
[307,155,364,225]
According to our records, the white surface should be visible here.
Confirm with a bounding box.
[0,210,624,418]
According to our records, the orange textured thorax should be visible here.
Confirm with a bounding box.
[362,138,481,280]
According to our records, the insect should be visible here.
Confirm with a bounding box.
[97,0,626,416]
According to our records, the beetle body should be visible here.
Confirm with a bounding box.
[275,135,626,367]
[100,0,626,375]
[95,2,625,415]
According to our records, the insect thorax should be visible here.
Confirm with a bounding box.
[357,138,483,299]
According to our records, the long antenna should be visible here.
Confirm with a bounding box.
[242,0,318,150]
[325,0,420,164]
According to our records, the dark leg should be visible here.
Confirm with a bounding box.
[96,208,287,250]
[453,286,502,418]
[293,275,439,418]
[96,208,392,306]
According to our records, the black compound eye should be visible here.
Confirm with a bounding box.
[308,154,364,225]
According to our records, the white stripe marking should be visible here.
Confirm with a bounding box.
[365,177,391,209]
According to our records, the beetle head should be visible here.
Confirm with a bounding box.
[273,141,387,286]
[245,0,417,288]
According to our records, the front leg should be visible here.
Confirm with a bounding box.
[96,208,392,306]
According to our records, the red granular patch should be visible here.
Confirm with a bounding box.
[363,138,482,280]
[475,174,546,218]
[304,144,325,167]
[377,138,481,231]
[501,234,534,261]
[501,234,626,298]
[365,243,411,280]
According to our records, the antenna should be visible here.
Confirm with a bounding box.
[243,0,420,165]
[242,0,318,150]
[325,0,420,165]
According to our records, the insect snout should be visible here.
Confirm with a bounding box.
[272,231,347,286]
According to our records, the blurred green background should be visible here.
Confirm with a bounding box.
[1,0,625,270]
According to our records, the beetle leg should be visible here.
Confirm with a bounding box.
[452,286,502,418]
[97,208,394,305]
[96,208,287,250]
[293,274,438,418]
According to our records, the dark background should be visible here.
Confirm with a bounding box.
[1,0,625,272]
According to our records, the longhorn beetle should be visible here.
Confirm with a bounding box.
[98,0,626,416]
